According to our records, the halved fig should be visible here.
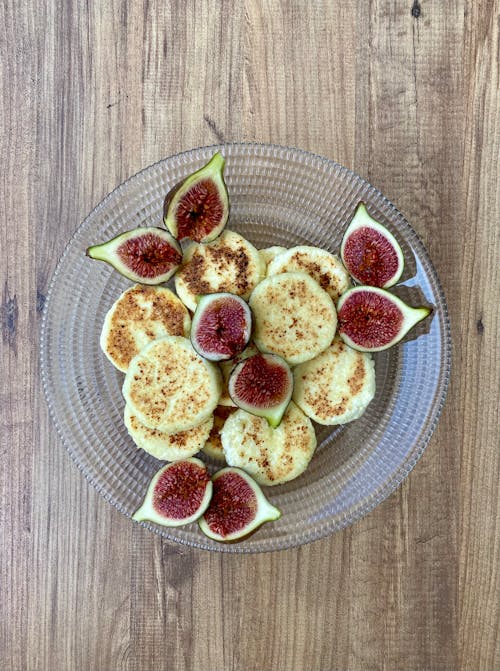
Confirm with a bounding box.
[228,352,293,427]
[198,467,281,542]
[340,202,404,288]
[132,458,212,527]
[191,292,252,361]
[164,152,229,243]
[86,227,182,284]
[337,286,431,352]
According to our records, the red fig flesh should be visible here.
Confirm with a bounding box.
[164,152,229,243]
[228,352,293,427]
[341,202,404,288]
[86,227,182,284]
[199,467,281,542]
[132,458,212,527]
[191,293,252,361]
[337,286,431,352]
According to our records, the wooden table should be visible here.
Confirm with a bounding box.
[2,2,499,669]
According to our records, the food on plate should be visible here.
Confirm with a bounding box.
[218,342,259,407]
[201,406,237,461]
[132,458,212,527]
[259,245,287,266]
[221,401,316,486]
[85,150,436,543]
[266,245,351,302]
[293,336,375,425]
[86,227,182,284]
[163,152,229,243]
[340,202,404,288]
[190,292,252,361]
[249,271,337,365]
[228,352,293,427]
[122,336,221,433]
[124,405,213,461]
[337,286,431,352]
[175,230,265,312]
[198,467,281,542]
[100,284,191,372]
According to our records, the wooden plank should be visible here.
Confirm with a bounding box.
[1,0,499,669]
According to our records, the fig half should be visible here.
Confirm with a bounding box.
[164,152,229,243]
[132,458,212,527]
[228,352,293,427]
[190,292,252,361]
[340,202,404,288]
[337,286,431,352]
[86,227,182,284]
[198,467,281,542]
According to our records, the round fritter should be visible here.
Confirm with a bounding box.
[123,336,222,434]
[124,404,213,461]
[293,337,376,425]
[249,272,337,365]
[174,230,265,312]
[201,405,237,461]
[266,245,351,302]
[100,284,191,372]
[259,245,287,267]
[221,401,317,486]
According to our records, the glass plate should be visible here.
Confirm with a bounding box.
[40,143,451,553]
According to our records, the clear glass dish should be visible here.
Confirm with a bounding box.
[40,143,451,553]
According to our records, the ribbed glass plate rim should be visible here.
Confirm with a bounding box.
[40,142,452,553]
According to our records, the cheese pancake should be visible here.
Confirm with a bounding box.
[267,245,351,302]
[249,272,337,365]
[100,284,191,372]
[124,404,213,461]
[201,405,237,461]
[293,337,375,425]
[221,401,316,486]
[123,336,222,434]
[175,230,265,312]
[259,245,287,267]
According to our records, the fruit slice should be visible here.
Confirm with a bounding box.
[191,293,252,361]
[163,152,229,243]
[249,271,337,365]
[228,353,293,427]
[86,227,182,284]
[124,405,213,461]
[337,286,431,352]
[123,336,222,434]
[218,342,259,407]
[198,467,281,542]
[293,336,376,425]
[220,402,316,486]
[202,406,237,461]
[175,230,265,312]
[267,245,351,302]
[133,458,212,527]
[100,285,191,372]
[340,202,404,288]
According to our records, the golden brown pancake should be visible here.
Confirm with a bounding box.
[122,336,222,434]
[221,401,316,486]
[100,284,191,372]
[293,336,375,424]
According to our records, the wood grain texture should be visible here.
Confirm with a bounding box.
[1,1,499,669]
